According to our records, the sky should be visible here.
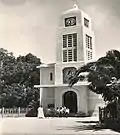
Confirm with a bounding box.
[0,0,120,63]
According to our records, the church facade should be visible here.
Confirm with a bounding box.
[35,4,103,116]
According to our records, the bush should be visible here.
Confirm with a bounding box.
[106,101,117,118]
[44,108,69,117]
[44,108,58,117]
[25,108,37,117]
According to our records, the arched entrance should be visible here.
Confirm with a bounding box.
[63,91,77,113]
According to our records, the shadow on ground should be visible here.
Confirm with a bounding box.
[76,120,98,124]
[107,125,120,133]
[57,120,107,132]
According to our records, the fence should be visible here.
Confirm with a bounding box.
[99,107,107,124]
[0,107,29,117]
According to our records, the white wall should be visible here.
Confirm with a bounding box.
[42,88,55,108]
[87,90,100,116]
[54,86,88,114]
[56,9,85,63]
[40,66,55,85]
[41,85,101,115]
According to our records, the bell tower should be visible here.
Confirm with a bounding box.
[56,3,95,63]
[55,3,95,85]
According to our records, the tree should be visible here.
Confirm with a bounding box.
[0,49,41,108]
[13,53,41,87]
[69,50,120,103]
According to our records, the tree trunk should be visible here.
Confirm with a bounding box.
[117,97,120,120]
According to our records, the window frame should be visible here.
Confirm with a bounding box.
[84,18,89,28]
[62,33,77,62]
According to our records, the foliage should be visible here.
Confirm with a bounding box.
[106,101,117,118]
[25,108,37,117]
[0,48,41,108]
[69,50,120,102]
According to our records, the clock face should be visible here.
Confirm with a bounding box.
[65,17,76,27]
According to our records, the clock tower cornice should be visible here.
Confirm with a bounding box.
[62,1,81,15]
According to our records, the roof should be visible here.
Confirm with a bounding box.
[37,63,56,68]
[62,4,81,15]
[34,81,91,88]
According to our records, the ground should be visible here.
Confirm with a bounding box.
[0,117,120,135]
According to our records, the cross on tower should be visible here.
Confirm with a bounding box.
[72,0,79,8]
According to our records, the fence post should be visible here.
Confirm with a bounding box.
[99,107,101,124]
[18,107,20,117]
[104,107,107,121]
[2,107,4,117]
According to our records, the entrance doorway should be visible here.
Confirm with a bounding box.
[63,91,77,113]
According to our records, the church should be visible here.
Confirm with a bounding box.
[35,3,104,116]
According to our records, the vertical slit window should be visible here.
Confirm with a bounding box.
[50,73,53,81]
[63,50,67,62]
[90,37,92,49]
[63,35,67,48]
[68,49,72,62]
[86,50,92,60]
[86,35,89,48]
[68,34,72,47]
[86,34,92,50]
[74,48,77,61]
[73,33,77,47]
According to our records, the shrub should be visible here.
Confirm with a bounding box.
[25,108,37,117]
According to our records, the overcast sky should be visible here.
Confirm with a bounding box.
[0,0,120,63]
